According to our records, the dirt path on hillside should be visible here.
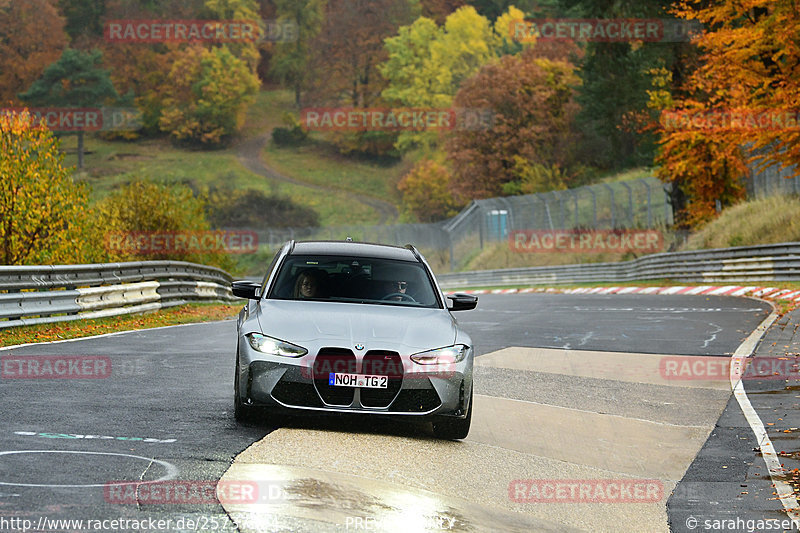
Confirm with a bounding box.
[237,132,398,225]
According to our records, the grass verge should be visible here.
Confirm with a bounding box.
[682,195,800,250]
[0,302,241,348]
[62,90,399,227]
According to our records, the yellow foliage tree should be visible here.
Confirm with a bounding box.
[159,45,259,146]
[0,111,97,265]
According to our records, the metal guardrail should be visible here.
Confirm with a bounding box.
[0,261,236,329]
[437,242,800,289]
[3,243,798,329]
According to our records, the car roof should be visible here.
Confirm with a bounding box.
[289,241,420,262]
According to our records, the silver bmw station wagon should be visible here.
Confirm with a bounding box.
[231,240,478,439]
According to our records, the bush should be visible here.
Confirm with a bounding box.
[206,186,319,229]
[397,159,465,222]
[96,179,233,271]
[272,125,307,146]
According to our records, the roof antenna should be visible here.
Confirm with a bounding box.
[345,236,353,242]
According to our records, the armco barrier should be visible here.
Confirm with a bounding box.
[437,242,800,289]
[3,243,799,329]
[0,261,237,329]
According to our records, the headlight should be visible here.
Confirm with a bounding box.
[246,333,307,357]
[410,344,469,365]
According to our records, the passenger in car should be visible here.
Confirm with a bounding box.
[293,269,327,299]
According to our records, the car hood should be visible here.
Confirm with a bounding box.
[255,300,457,353]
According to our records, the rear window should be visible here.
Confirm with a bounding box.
[267,255,441,308]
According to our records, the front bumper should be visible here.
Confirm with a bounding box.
[237,343,473,418]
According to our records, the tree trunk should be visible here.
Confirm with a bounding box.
[77,131,85,169]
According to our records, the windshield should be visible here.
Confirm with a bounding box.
[268,254,441,308]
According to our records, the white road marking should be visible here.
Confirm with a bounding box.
[728,311,800,526]
[702,323,722,349]
[0,450,178,488]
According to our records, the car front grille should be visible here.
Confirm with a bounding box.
[312,348,357,406]
[360,351,403,408]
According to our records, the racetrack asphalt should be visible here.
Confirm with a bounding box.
[0,293,784,532]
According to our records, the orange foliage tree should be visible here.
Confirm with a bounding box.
[656,0,800,226]
[0,0,68,104]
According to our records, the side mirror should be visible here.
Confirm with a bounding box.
[447,293,478,311]
[232,280,261,300]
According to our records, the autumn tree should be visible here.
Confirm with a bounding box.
[97,179,232,270]
[308,0,418,107]
[558,0,697,171]
[0,0,69,105]
[159,45,259,146]
[420,0,467,24]
[101,44,179,136]
[203,0,262,70]
[20,48,120,168]
[397,159,465,222]
[446,49,580,199]
[299,0,419,155]
[655,0,800,226]
[380,5,525,150]
[0,111,95,265]
[270,0,326,106]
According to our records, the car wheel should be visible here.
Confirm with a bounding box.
[432,388,472,440]
[234,351,255,423]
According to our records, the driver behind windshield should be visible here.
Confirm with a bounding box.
[381,280,408,301]
[293,269,327,299]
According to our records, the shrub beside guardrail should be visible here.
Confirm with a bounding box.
[0,261,236,329]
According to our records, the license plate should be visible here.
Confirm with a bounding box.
[329,373,388,389]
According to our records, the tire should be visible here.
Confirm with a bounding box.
[432,388,472,440]
[234,352,255,423]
